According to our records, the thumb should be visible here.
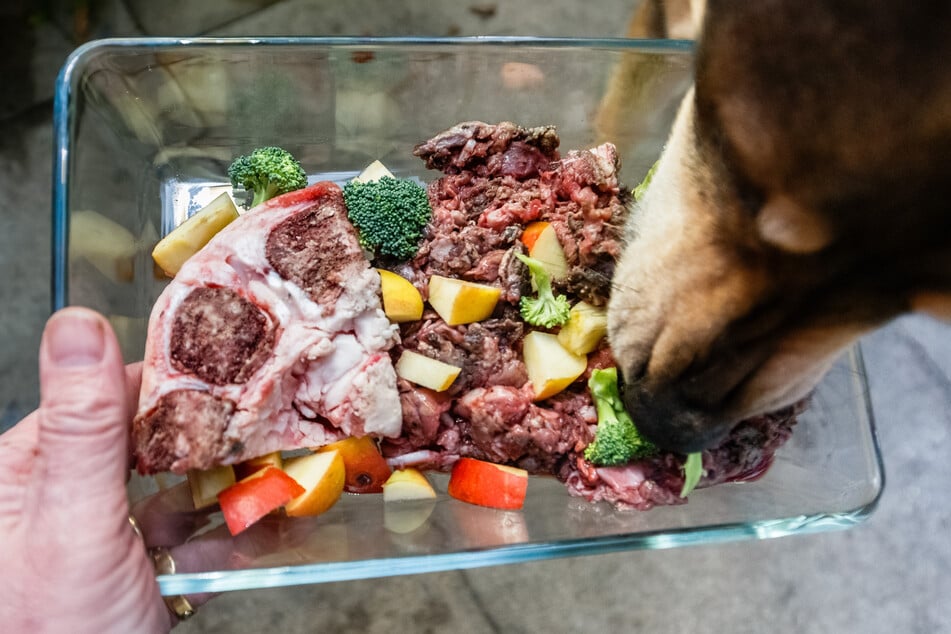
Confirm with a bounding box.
[35,308,131,519]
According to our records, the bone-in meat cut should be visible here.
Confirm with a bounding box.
[133,182,401,475]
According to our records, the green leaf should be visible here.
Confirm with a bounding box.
[680,452,703,498]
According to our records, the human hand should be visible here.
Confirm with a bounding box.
[0,308,174,633]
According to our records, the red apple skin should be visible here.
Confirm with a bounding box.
[317,437,392,493]
[448,458,528,510]
[217,467,305,536]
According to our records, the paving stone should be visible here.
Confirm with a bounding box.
[0,13,71,119]
[210,0,636,37]
[125,0,284,36]
[0,0,143,121]
[177,570,495,634]
[0,114,55,427]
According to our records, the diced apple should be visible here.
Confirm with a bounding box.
[352,159,395,184]
[70,210,138,282]
[383,468,437,502]
[283,450,346,517]
[522,330,588,400]
[557,301,609,355]
[428,275,501,325]
[316,436,392,493]
[151,191,239,277]
[448,457,528,510]
[527,223,568,280]
[217,466,305,536]
[186,464,236,510]
[234,451,284,480]
[378,269,424,322]
[396,350,462,392]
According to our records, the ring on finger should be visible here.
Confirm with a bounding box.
[149,547,196,621]
[128,515,143,540]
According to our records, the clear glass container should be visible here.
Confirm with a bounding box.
[52,38,883,595]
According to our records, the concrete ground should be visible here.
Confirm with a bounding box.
[1,1,949,632]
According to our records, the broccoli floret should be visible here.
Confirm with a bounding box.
[680,451,704,497]
[516,253,570,328]
[583,367,659,466]
[228,146,308,209]
[342,176,432,261]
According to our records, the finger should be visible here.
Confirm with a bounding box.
[0,408,39,459]
[33,307,131,523]
[0,411,39,531]
[0,410,39,484]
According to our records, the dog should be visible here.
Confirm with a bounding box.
[601,0,951,453]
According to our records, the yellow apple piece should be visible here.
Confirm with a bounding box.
[527,223,568,280]
[378,269,424,322]
[282,450,346,517]
[395,350,461,392]
[428,275,501,325]
[186,464,236,509]
[383,468,437,502]
[234,451,284,480]
[557,301,609,355]
[522,330,588,400]
[353,159,395,184]
[151,191,239,277]
[70,210,138,282]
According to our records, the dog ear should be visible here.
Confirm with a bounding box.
[755,195,833,254]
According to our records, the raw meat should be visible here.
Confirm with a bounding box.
[409,120,627,306]
[133,182,401,475]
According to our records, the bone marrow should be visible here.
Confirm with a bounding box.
[264,187,365,306]
[136,390,237,475]
[169,286,274,385]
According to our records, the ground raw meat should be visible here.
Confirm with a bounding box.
[411,120,627,307]
[133,182,401,474]
[560,404,802,510]
[381,121,801,511]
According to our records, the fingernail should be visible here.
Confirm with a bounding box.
[46,310,106,367]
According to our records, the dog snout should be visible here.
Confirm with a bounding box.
[621,379,734,454]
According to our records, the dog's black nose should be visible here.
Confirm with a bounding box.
[621,381,733,454]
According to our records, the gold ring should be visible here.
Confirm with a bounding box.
[149,547,196,621]
[128,515,143,540]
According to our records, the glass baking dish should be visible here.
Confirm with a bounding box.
[52,38,884,595]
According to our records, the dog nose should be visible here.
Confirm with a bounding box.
[621,381,734,454]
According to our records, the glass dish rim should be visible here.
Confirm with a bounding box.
[50,37,884,595]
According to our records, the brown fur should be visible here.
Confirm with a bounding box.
[606,0,951,452]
